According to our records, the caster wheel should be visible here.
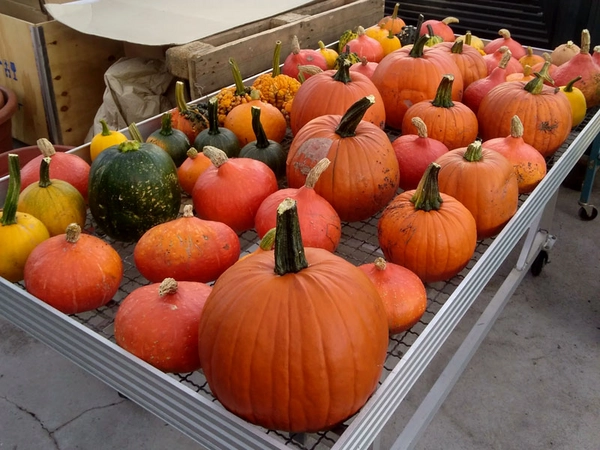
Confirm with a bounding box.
[578,205,598,221]
[531,250,549,277]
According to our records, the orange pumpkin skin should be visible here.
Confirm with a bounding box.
[477,79,573,158]
[23,224,123,314]
[115,279,211,373]
[358,258,427,335]
[134,205,240,284]
[224,95,287,145]
[378,164,477,283]
[197,248,388,432]
[177,148,212,195]
[431,41,488,88]
[287,97,399,222]
[435,141,519,240]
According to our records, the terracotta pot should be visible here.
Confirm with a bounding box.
[0,145,75,178]
[0,86,18,154]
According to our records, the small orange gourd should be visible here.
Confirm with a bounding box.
[177,148,212,195]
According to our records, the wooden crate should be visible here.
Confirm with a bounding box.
[166,0,384,98]
[0,1,124,146]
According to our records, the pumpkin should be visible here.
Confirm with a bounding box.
[282,35,328,81]
[551,40,580,66]
[371,33,464,129]
[531,53,557,78]
[20,138,90,201]
[432,40,488,88]
[482,45,523,75]
[592,45,600,66]
[177,148,212,196]
[435,140,519,240]
[238,227,276,262]
[23,223,123,314]
[0,154,50,282]
[197,198,388,432]
[90,119,127,161]
[365,24,390,47]
[506,65,535,82]
[424,24,444,47]
[193,96,240,157]
[378,163,477,283]
[146,111,190,167]
[392,116,449,191]
[290,55,386,135]
[380,29,402,56]
[214,58,254,125]
[224,89,287,146]
[134,204,240,283]
[287,95,399,222]
[115,278,211,373]
[192,146,278,233]
[18,156,87,237]
[378,2,405,34]
[552,29,600,108]
[358,257,427,334]
[559,76,587,128]
[401,74,479,150]
[170,81,209,143]
[455,31,486,55]
[317,40,339,69]
[88,123,181,242]
[350,56,378,79]
[344,26,385,63]
[255,158,342,252]
[420,16,459,42]
[519,46,545,70]
[477,73,573,158]
[482,115,547,194]
[238,106,287,179]
[398,14,424,47]
[483,28,526,60]
[338,29,358,53]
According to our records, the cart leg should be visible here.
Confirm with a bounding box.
[578,134,600,220]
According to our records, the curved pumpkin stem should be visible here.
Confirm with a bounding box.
[411,162,443,211]
[442,16,459,25]
[202,145,229,168]
[305,158,331,189]
[229,58,247,96]
[409,33,430,58]
[175,81,189,113]
[258,227,276,251]
[411,117,428,138]
[463,140,484,162]
[250,106,271,149]
[37,156,52,188]
[274,198,308,275]
[335,95,375,137]
[431,74,455,108]
[65,223,82,243]
[99,119,113,137]
[563,75,583,93]
[37,138,57,157]
[1,154,21,226]
[158,278,178,296]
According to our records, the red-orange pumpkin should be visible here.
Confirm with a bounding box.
[287,95,399,222]
[115,278,211,373]
[482,46,523,75]
[344,26,385,63]
[197,198,388,432]
[420,16,459,42]
[483,28,527,60]
[431,40,488,88]
[282,35,328,81]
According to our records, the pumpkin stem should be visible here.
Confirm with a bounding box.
[183,204,194,218]
[158,278,179,296]
[291,35,301,55]
[414,14,425,46]
[65,223,82,243]
[305,158,331,189]
[258,227,276,251]
[118,140,141,153]
[37,156,52,188]
[498,47,512,69]
[207,96,221,135]
[332,57,353,84]
[411,117,428,138]
[563,76,583,93]
[463,140,484,162]
[99,119,112,137]
[37,138,57,157]
[431,74,455,108]
[297,64,324,78]
[229,58,247,96]
[374,257,387,271]
[159,112,174,136]
[391,2,399,19]
[175,81,189,113]
[335,95,375,138]
[442,16,459,25]
[410,162,443,211]
[523,71,547,95]
[250,106,271,149]
[1,154,21,226]
[465,31,473,46]
[272,40,282,77]
[202,145,228,168]
[186,147,199,158]
[451,40,464,54]
[498,28,511,40]
[128,122,144,143]
[409,33,430,58]
[274,198,309,275]
[510,115,524,138]
[580,29,590,54]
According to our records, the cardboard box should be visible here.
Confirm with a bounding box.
[0,1,124,145]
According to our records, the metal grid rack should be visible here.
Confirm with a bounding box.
[1,91,599,449]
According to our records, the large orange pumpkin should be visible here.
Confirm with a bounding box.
[197,198,389,432]
[432,40,488,88]
[378,163,477,283]
[286,95,399,222]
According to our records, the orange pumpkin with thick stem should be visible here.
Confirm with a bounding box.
[477,73,573,158]
[371,33,464,129]
[482,115,547,194]
[377,163,477,283]
[435,140,519,240]
[432,40,488,88]
[134,205,240,284]
[401,74,478,150]
[358,257,427,335]
[378,2,405,34]
[198,198,388,432]
[115,278,211,373]
[255,158,342,252]
[23,223,123,314]
[287,95,399,222]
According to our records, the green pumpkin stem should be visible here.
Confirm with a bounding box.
[274,198,309,275]
[451,40,464,54]
[258,227,276,251]
[411,162,444,211]
[118,140,141,153]
[463,140,484,162]
[563,76,583,93]
[272,41,282,77]
[332,57,353,84]
[335,95,375,138]
[207,96,221,135]
[175,81,189,113]
[391,2,400,19]
[37,156,52,188]
[431,74,455,108]
[251,106,270,149]
[159,112,174,136]
[465,31,473,46]
[523,72,547,95]
[409,32,431,58]
[413,14,425,46]
[1,154,21,226]
[229,58,247,96]
[127,122,144,143]
[65,223,82,243]
[99,119,112,136]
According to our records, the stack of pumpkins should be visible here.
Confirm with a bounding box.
[1,8,599,435]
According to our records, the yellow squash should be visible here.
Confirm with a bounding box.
[90,119,127,161]
[559,76,587,128]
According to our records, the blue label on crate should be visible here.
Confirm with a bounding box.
[2,59,17,81]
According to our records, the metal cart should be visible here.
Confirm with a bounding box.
[1,91,599,450]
